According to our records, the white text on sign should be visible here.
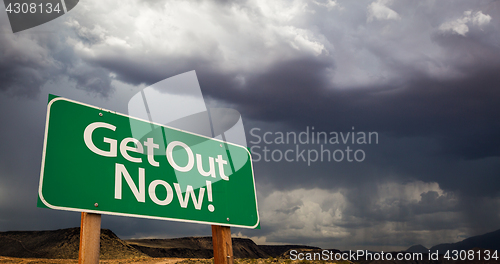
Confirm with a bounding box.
[83,122,227,212]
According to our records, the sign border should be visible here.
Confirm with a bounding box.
[38,96,260,229]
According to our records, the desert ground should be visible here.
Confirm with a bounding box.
[0,257,348,264]
[0,256,182,264]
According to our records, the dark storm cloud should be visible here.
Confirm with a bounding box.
[341,186,458,224]
[199,53,500,161]
[59,0,500,160]
[0,13,114,98]
[0,30,61,98]
[227,53,500,199]
[67,65,114,95]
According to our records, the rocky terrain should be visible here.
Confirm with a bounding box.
[0,228,317,260]
[1,227,500,263]
[127,237,271,258]
[126,237,321,259]
[0,227,146,259]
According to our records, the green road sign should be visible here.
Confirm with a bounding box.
[38,96,259,228]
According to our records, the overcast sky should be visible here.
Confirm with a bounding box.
[1,0,500,252]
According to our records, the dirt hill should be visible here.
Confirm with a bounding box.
[126,237,214,259]
[126,237,284,258]
[0,228,317,260]
[0,228,147,259]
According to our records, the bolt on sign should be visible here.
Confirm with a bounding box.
[38,95,259,228]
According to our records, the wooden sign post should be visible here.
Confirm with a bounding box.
[79,212,101,264]
[212,225,234,264]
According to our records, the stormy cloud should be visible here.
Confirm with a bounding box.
[1,0,499,251]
